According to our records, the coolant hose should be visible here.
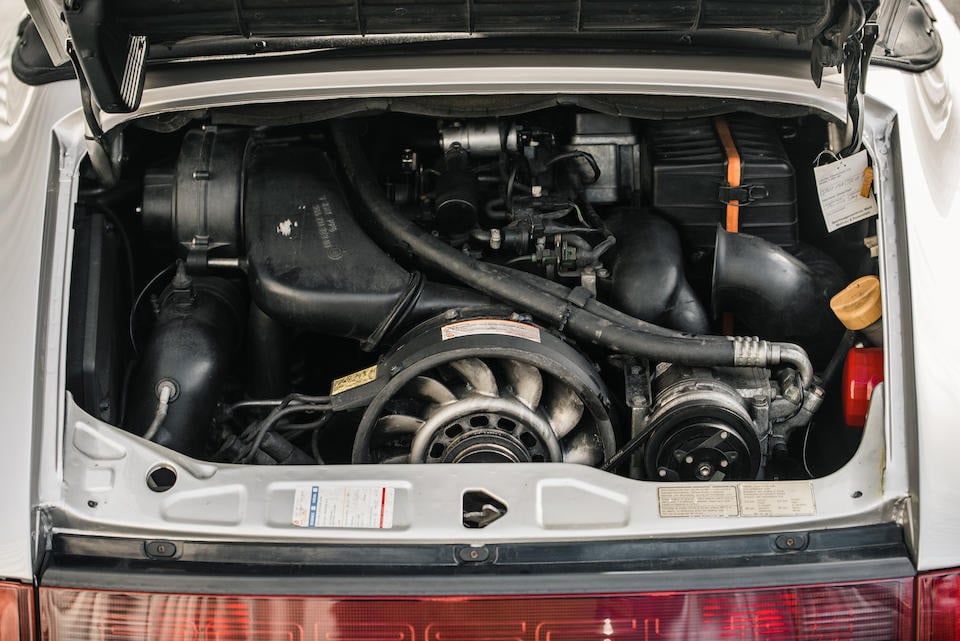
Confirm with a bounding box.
[331,122,814,385]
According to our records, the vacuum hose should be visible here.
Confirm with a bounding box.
[330,122,815,387]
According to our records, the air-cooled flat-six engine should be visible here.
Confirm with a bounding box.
[68,109,879,481]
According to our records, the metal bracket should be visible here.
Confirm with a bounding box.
[718,183,770,205]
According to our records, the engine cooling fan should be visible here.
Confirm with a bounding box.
[352,313,617,466]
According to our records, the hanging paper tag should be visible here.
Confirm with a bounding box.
[814,150,879,232]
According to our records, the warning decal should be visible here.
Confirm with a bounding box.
[292,486,396,529]
[331,365,378,396]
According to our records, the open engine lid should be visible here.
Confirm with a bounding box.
[25,0,908,114]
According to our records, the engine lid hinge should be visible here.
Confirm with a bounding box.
[809,0,887,157]
[63,0,148,113]
[66,39,118,186]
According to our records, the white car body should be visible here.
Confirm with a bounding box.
[0,0,958,621]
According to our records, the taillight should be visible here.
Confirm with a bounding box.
[0,581,35,641]
[39,578,913,641]
[918,570,960,641]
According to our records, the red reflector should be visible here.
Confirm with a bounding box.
[39,579,912,641]
[843,347,884,427]
[918,570,960,641]
[0,581,35,641]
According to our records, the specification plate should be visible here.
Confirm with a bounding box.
[658,485,740,518]
[658,482,816,518]
[738,482,816,517]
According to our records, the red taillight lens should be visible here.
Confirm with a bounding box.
[0,581,35,641]
[39,579,912,641]
[918,570,960,641]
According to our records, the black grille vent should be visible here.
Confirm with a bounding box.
[110,0,834,41]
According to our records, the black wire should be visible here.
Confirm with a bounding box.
[98,208,137,304]
[223,399,284,414]
[546,151,601,184]
[242,404,331,463]
[821,330,858,390]
[276,412,333,433]
[128,262,177,354]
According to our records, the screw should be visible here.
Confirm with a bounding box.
[658,468,667,477]
[774,533,808,551]
[720,460,729,468]
[457,545,490,563]
[685,455,694,464]
[697,463,713,478]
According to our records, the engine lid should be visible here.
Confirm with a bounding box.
[24,0,908,115]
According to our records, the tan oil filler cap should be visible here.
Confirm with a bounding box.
[830,276,882,330]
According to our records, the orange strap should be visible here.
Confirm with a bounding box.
[713,117,741,233]
[715,118,740,335]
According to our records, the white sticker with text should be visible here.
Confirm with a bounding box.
[814,150,878,232]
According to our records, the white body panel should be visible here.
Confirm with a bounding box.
[0,0,958,580]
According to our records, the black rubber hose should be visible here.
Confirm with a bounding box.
[332,122,747,367]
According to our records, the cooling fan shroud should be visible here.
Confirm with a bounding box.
[351,314,617,466]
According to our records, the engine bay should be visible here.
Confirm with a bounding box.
[66,105,882,483]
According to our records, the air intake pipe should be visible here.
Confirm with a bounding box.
[712,227,845,360]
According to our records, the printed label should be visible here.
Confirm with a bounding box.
[330,365,378,396]
[292,486,396,529]
[658,485,739,518]
[814,150,879,232]
[441,319,541,343]
[738,482,816,517]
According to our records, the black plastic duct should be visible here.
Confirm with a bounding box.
[244,141,485,347]
[712,226,845,359]
[608,210,710,334]
[126,269,246,458]
[145,128,485,347]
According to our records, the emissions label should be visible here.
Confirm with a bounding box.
[441,319,541,343]
[330,365,378,395]
[657,482,817,518]
[738,482,816,517]
[292,486,396,529]
[658,485,739,518]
